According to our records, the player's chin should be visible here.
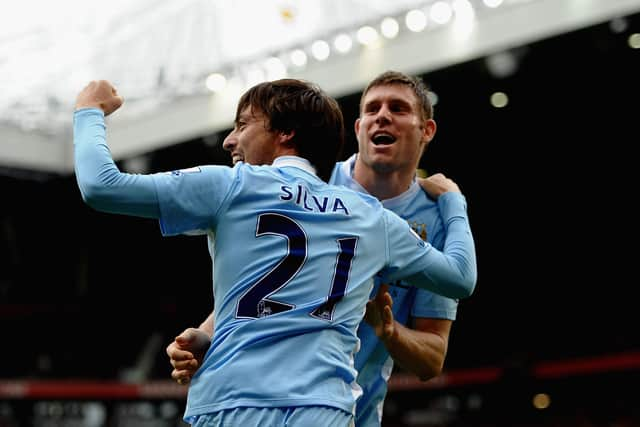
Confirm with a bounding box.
[369,158,397,174]
[368,146,396,162]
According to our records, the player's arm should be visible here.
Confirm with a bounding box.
[383,191,477,299]
[365,285,451,380]
[378,173,459,378]
[167,311,214,385]
[197,311,215,336]
[385,317,451,381]
[73,80,161,218]
[74,80,230,232]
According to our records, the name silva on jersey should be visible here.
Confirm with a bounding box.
[279,185,350,215]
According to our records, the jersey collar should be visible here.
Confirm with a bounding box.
[345,153,421,207]
[273,156,317,176]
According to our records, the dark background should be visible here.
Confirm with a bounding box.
[0,10,638,401]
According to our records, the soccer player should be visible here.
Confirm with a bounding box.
[168,71,471,426]
[74,78,476,426]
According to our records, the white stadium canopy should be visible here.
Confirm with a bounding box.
[1,0,639,173]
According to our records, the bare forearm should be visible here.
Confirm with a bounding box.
[383,322,447,381]
[198,311,215,337]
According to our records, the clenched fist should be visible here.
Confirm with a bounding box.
[166,327,211,385]
[75,80,124,116]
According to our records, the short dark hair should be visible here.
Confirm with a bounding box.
[236,79,345,182]
[359,70,433,120]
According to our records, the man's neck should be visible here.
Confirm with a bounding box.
[274,146,299,160]
[352,159,414,201]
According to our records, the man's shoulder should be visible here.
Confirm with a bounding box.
[327,182,380,206]
[329,155,355,184]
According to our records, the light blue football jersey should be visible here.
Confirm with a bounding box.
[330,155,459,427]
[73,109,475,424]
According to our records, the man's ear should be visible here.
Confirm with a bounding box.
[277,129,296,147]
[421,119,437,147]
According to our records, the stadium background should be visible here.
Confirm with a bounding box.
[1,6,639,427]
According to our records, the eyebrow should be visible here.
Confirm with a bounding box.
[364,97,413,108]
[235,111,254,124]
[239,108,266,121]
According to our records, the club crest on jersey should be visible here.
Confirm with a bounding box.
[409,221,427,241]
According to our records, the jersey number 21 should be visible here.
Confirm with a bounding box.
[236,212,357,321]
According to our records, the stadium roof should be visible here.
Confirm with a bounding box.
[1,0,639,174]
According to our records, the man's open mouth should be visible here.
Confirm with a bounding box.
[372,133,396,145]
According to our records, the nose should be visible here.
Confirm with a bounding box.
[222,132,236,152]
[375,105,391,124]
